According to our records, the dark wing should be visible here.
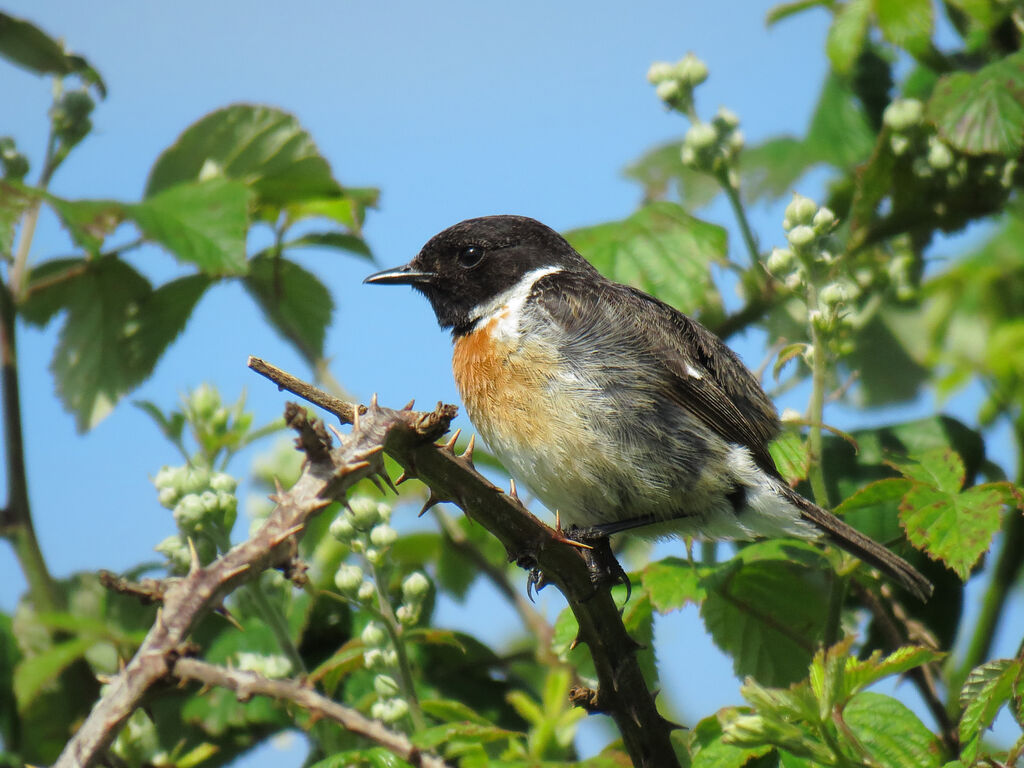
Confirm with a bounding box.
[532,273,781,474]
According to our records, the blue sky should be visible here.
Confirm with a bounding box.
[2,1,1020,764]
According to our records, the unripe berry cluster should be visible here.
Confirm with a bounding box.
[153,464,238,570]
[647,53,708,115]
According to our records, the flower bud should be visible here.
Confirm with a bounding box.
[812,206,836,232]
[786,225,816,249]
[675,53,708,86]
[882,98,923,132]
[364,648,386,669]
[365,547,382,565]
[784,194,817,228]
[157,486,179,510]
[646,61,675,84]
[396,605,418,625]
[189,384,220,419]
[402,572,431,603]
[334,564,363,596]
[361,621,387,648]
[329,514,356,542]
[209,472,237,493]
[155,535,190,571]
[357,580,377,601]
[655,80,681,103]
[173,494,207,532]
[713,106,740,131]
[348,497,381,529]
[927,136,954,170]
[374,674,400,697]
[684,121,717,150]
[766,247,793,273]
[369,524,398,548]
[889,134,911,156]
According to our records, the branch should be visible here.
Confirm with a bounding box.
[172,658,452,768]
[55,395,453,767]
[250,358,680,768]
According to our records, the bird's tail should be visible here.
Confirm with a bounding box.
[771,478,934,602]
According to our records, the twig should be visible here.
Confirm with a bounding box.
[248,355,365,424]
[54,394,452,767]
[172,658,451,768]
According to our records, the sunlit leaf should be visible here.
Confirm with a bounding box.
[958,658,1021,763]
[0,12,105,95]
[826,0,871,75]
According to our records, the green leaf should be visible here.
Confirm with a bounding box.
[284,230,372,260]
[767,0,830,26]
[13,636,94,707]
[834,477,913,516]
[624,140,723,208]
[564,201,728,318]
[0,180,32,258]
[691,712,774,768]
[701,550,830,687]
[769,429,810,485]
[146,104,343,208]
[285,188,380,231]
[0,614,19,745]
[826,0,871,75]
[805,74,876,169]
[874,0,934,58]
[845,307,931,406]
[741,137,815,203]
[894,449,1010,579]
[927,52,1024,157]
[0,12,106,96]
[958,658,1021,763]
[133,400,186,446]
[412,721,516,750]
[643,557,707,612]
[843,692,941,768]
[23,259,210,430]
[841,645,945,700]
[420,698,493,726]
[243,253,333,363]
[129,179,251,275]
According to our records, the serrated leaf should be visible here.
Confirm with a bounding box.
[43,195,125,255]
[129,179,250,275]
[767,0,830,26]
[874,0,934,57]
[284,231,372,259]
[0,180,32,258]
[24,259,210,430]
[826,0,871,75]
[927,52,1024,157]
[958,658,1021,763]
[844,692,941,768]
[243,253,333,363]
[13,636,93,707]
[701,555,830,686]
[419,698,492,726]
[0,12,106,95]
[834,478,913,516]
[565,201,728,317]
[894,449,1009,579]
[805,74,875,169]
[411,721,517,750]
[740,137,814,204]
[842,645,945,700]
[310,749,404,768]
[643,557,707,612]
[133,400,186,445]
[146,104,343,209]
[623,140,723,208]
[769,429,810,485]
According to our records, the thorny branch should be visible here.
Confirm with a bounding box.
[250,357,680,768]
[172,658,452,768]
[55,390,452,768]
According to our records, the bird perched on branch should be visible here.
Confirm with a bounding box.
[365,215,933,602]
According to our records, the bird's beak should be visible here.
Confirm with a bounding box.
[363,263,436,286]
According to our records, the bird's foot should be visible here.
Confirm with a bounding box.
[559,525,632,602]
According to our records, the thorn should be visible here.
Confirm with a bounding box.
[352,403,360,431]
[395,470,412,486]
[328,423,345,443]
[270,523,305,546]
[461,434,476,466]
[274,477,284,496]
[569,632,583,651]
[222,563,251,581]
[345,460,372,474]
[215,605,245,631]
[370,392,379,411]
[444,428,462,451]
[418,489,447,517]
[378,471,398,495]
[95,673,114,685]
[187,537,201,575]
[509,478,519,502]
[356,444,385,459]
[403,399,415,411]
[368,475,385,493]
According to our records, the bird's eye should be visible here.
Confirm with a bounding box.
[458,245,484,268]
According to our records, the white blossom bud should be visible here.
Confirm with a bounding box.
[786,225,816,249]
[361,622,387,648]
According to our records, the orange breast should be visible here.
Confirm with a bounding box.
[451,318,561,449]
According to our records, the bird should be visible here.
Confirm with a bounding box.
[364,215,933,602]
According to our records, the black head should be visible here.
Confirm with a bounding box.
[364,215,598,333]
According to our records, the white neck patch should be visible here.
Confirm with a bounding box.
[468,265,562,340]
